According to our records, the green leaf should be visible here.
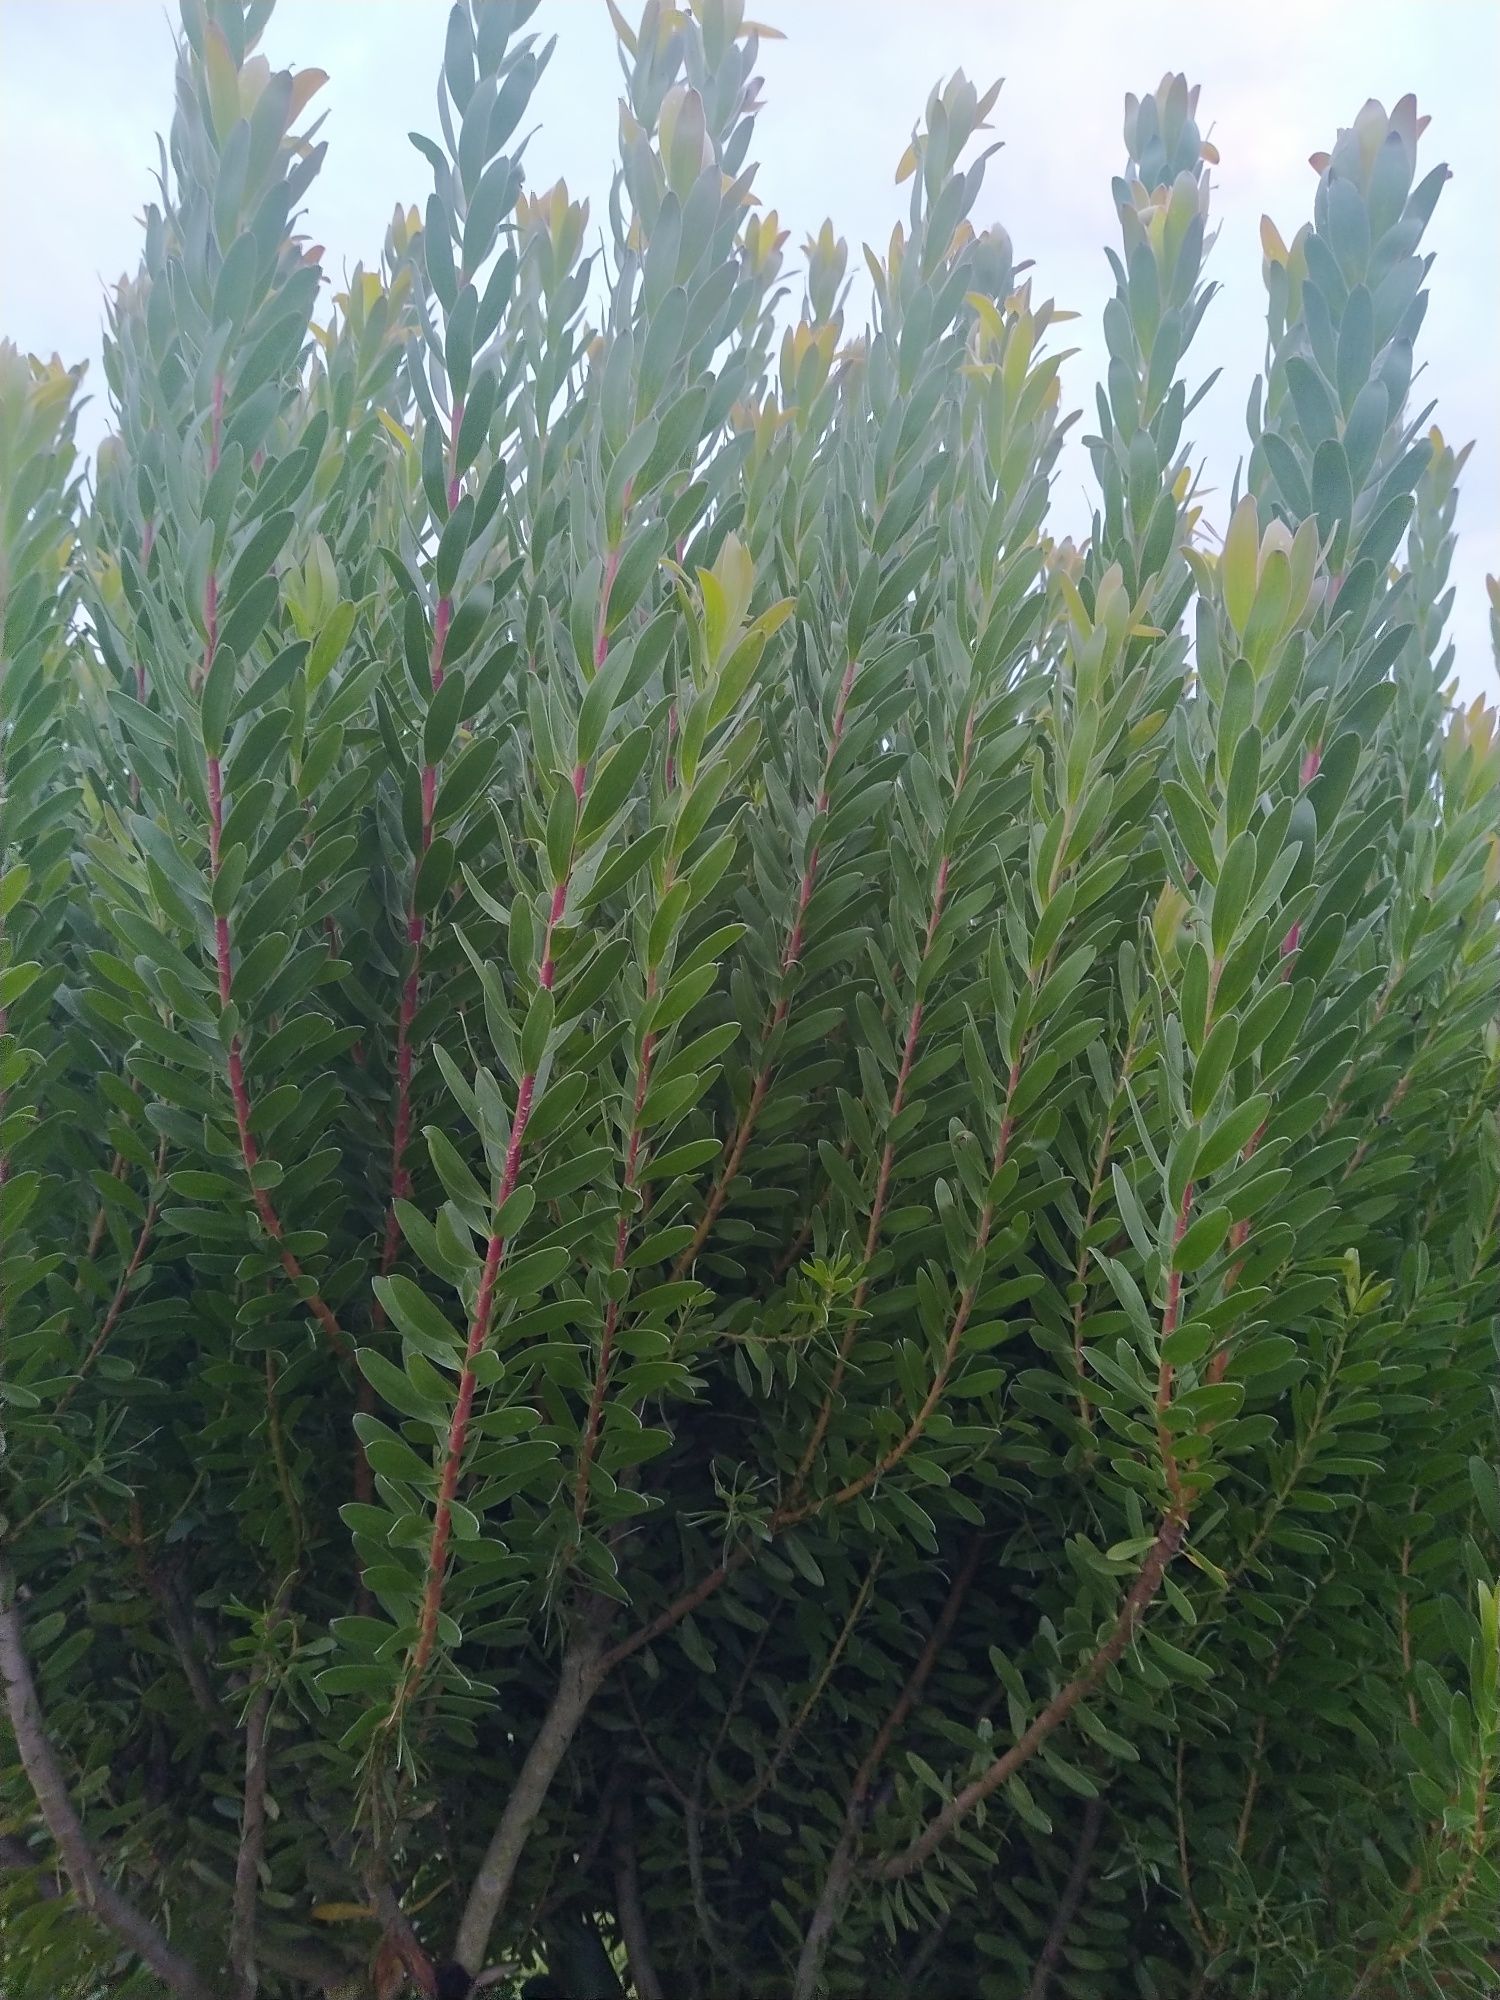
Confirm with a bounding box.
[375,1276,464,1361]
[1196,1094,1269,1178]
[1470,1456,1500,1539]
[212,230,261,328]
[226,509,295,607]
[437,738,502,825]
[424,670,467,765]
[357,1346,447,1425]
[426,1126,490,1229]
[1191,1016,1238,1120]
[200,644,238,756]
[1210,832,1257,959]
[545,780,578,884]
[353,1414,435,1487]
[1222,496,1258,634]
[578,726,653,846]
[520,986,554,1074]
[436,496,474,599]
[415,836,456,915]
[1173,1207,1232,1272]
[496,1245,569,1296]
[218,574,279,662]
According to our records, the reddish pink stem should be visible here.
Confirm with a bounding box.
[793,734,971,1492]
[1154,1184,1194,1511]
[377,397,465,1283]
[402,1068,537,1693]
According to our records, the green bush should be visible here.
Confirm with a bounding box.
[2,4,1497,1995]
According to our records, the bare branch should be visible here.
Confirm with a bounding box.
[454,1630,607,1973]
[613,1798,664,2000]
[0,1562,211,1998]
[227,1677,273,2000]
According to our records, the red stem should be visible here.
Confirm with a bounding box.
[573,694,687,1521]
[128,518,155,802]
[574,1015,657,1527]
[600,1550,752,1676]
[595,545,621,669]
[564,528,648,1512]
[391,530,619,1713]
[1208,1121,1265,1383]
[378,395,466,1286]
[793,766,966,1491]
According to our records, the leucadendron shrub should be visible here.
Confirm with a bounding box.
[2,5,1497,1995]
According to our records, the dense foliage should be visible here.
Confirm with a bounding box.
[2,3,1498,1995]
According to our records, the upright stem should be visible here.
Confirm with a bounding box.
[359,401,468,1533]
[57,1135,167,1413]
[377,394,466,1288]
[781,1051,1023,1524]
[1155,1184,1194,1514]
[707,1559,879,1820]
[397,538,622,1724]
[200,376,348,1362]
[1070,1037,1138,1423]
[792,728,980,1496]
[1174,1734,1217,1954]
[574,1003,657,1528]
[673,656,859,1276]
[128,515,155,804]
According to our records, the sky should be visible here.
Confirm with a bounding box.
[2,0,1496,696]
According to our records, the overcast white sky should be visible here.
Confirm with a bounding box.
[2,0,1495,695]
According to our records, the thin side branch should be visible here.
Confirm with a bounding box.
[0,1563,211,1998]
[1026,1794,1105,2000]
[57,1135,167,1413]
[792,1538,982,2000]
[869,1516,1185,1880]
